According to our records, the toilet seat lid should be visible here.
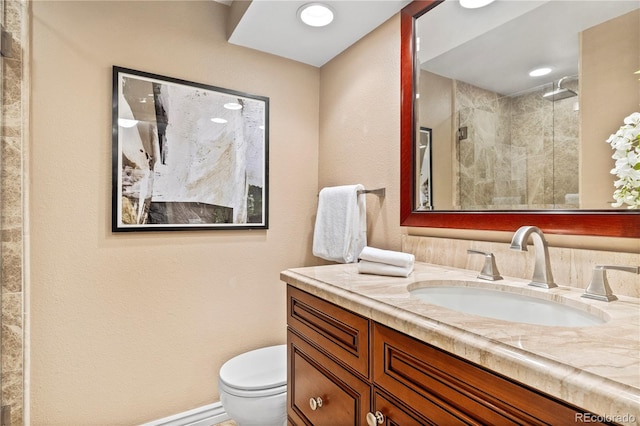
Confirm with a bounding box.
[219,344,287,391]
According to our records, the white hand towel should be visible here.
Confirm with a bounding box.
[359,246,415,269]
[358,260,414,278]
[312,184,367,264]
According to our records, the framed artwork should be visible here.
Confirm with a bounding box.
[112,66,269,231]
[415,127,432,211]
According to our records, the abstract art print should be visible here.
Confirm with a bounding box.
[112,67,268,231]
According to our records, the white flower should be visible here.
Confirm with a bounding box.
[622,126,640,142]
[623,112,640,126]
[606,112,640,209]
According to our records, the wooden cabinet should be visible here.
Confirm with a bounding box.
[286,285,612,426]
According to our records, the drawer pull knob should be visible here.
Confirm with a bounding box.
[309,396,323,411]
[366,411,385,425]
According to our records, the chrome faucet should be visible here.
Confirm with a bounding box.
[467,249,503,281]
[582,265,639,302]
[509,226,557,289]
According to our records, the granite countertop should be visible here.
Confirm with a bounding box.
[281,262,640,425]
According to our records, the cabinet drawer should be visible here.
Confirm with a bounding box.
[287,330,370,426]
[287,286,369,378]
[373,323,611,425]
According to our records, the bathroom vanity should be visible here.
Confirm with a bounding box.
[282,263,640,425]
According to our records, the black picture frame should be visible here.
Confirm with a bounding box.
[112,66,269,231]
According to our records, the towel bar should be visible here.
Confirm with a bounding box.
[317,187,386,197]
[357,188,386,197]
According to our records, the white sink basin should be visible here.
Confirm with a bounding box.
[409,281,607,327]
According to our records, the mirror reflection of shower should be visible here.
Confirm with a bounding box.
[455,75,580,210]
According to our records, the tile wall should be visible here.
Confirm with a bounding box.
[1,0,26,424]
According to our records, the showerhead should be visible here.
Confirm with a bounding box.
[543,87,578,101]
[543,76,578,101]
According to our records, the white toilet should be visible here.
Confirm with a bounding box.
[218,344,288,426]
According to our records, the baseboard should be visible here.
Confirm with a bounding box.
[141,401,230,426]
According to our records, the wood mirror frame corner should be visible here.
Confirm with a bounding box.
[400,0,640,238]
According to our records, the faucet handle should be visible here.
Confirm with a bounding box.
[595,265,640,274]
[467,250,503,281]
[581,265,640,302]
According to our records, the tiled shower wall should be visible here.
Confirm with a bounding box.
[1,0,26,424]
[455,79,579,210]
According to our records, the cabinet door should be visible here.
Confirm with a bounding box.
[287,286,369,378]
[288,330,370,426]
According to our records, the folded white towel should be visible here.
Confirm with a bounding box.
[359,246,415,269]
[358,260,414,278]
[312,184,367,264]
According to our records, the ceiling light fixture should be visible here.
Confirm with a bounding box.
[459,0,495,9]
[529,67,552,77]
[298,3,334,27]
[211,117,227,124]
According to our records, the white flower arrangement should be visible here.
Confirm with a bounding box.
[605,112,640,209]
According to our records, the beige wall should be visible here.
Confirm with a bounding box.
[318,14,402,252]
[580,9,640,209]
[30,1,318,424]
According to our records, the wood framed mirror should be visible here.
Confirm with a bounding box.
[400,0,640,238]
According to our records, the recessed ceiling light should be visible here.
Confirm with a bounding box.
[224,102,242,110]
[459,0,495,9]
[211,117,227,124]
[298,3,334,27]
[529,67,552,77]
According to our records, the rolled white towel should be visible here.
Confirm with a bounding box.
[358,260,414,278]
[359,246,415,269]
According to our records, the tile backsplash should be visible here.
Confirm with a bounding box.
[403,235,640,298]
